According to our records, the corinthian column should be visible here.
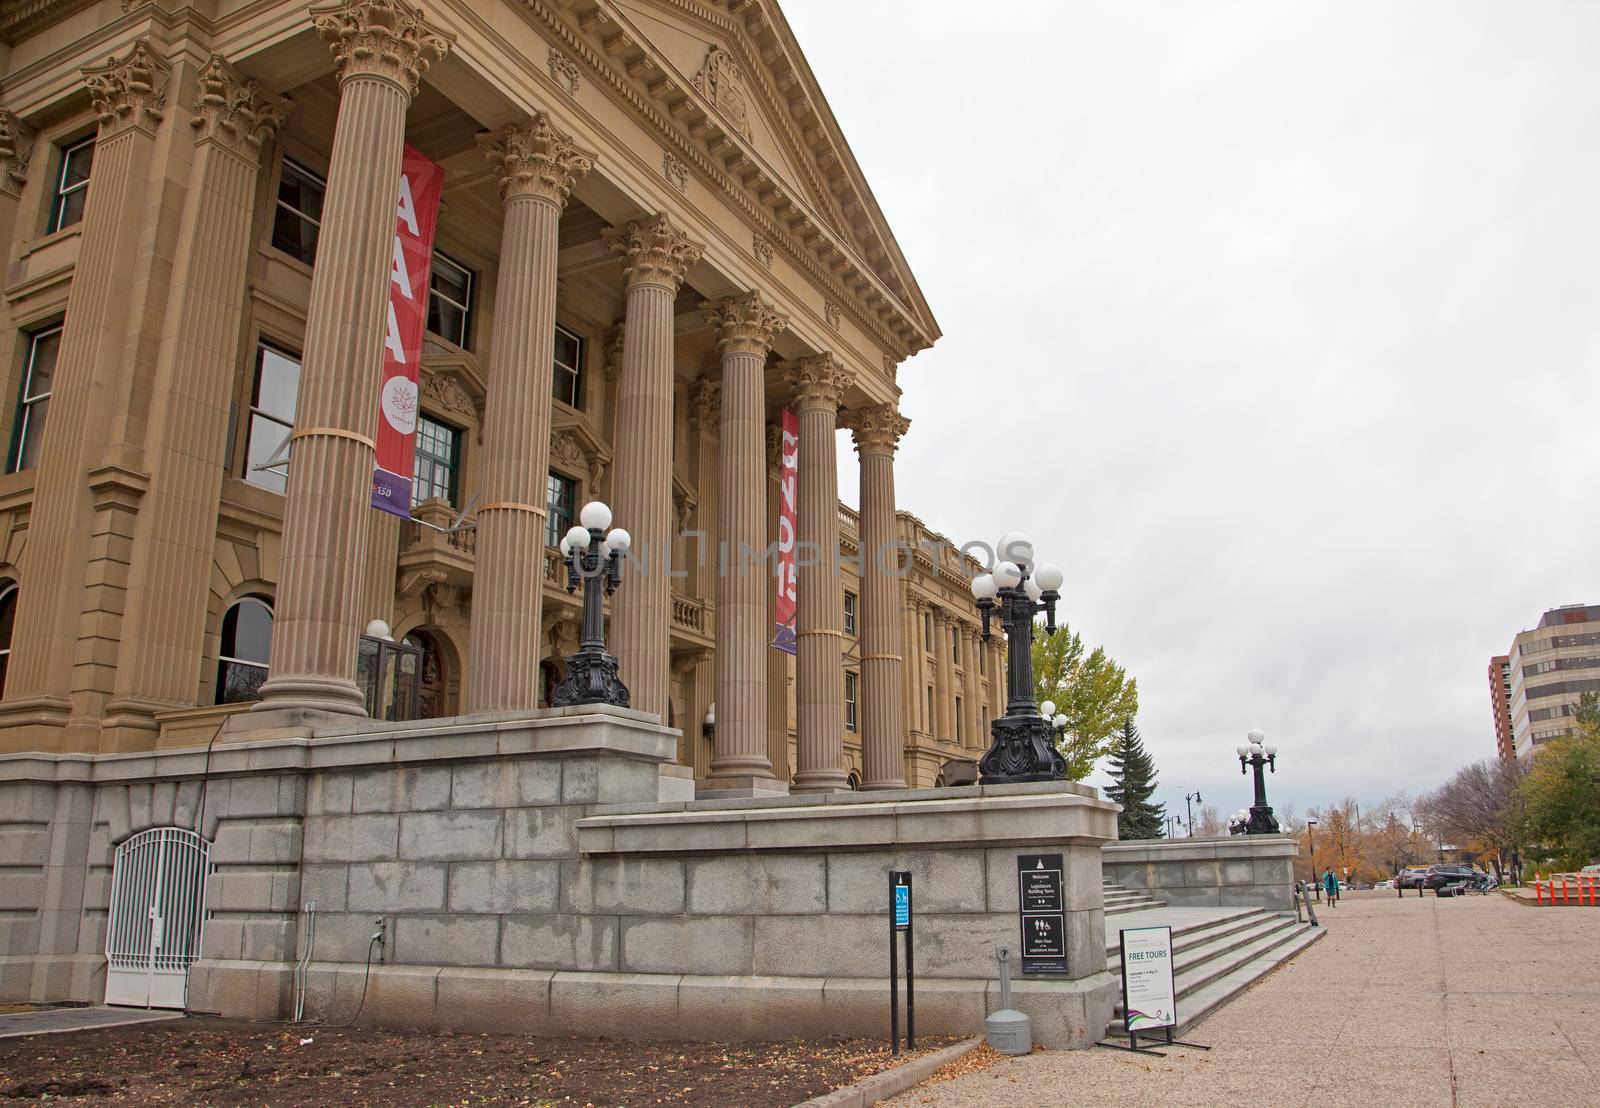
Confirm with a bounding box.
[253,0,451,718]
[847,403,911,789]
[703,292,787,790]
[104,58,288,746]
[0,40,171,744]
[464,116,593,713]
[603,213,702,721]
[788,355,852,792]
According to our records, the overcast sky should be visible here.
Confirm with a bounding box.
[793,1,1600,818]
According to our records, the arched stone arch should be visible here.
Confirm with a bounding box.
[393,619,464,718]
[202,581,276,707]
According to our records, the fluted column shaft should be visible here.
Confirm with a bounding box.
[108,58,288,737]
[606,214,700,721]
[933,611,953,741]
[3,41,170,724]
[961,626,982,750]
[465,116,592,712]
[705,293,787,788]
[849,404,910,789]
[790,355,851,792]
[256,1,451,716]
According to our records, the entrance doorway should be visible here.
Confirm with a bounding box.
[104,827,212,1008]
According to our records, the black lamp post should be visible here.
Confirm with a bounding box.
[550,501,632,708]
[1235,728,1281,833]
[969,535,1066,784]
[1184,790,1202,837]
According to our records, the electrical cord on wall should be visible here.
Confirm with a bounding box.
[328,922,385,1029]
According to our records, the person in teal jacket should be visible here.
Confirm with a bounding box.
[1323,869,1340,906]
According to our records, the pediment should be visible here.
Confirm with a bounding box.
[611,0,830,223]
[550,409,612,485]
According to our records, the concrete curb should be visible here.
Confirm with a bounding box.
[793,1035,986,1108]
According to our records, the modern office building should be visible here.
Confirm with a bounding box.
[1499,604,1600,760]
[0,0,1007,789]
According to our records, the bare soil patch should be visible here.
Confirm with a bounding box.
[0,1016,957,1106]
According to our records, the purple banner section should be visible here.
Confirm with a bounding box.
[371,468,412,516]
[773,623,797,655]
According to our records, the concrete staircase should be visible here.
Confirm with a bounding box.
[1100,883,1324,1039]
[1102,878,1165,916]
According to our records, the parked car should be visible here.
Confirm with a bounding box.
[1374,880,1392,889]
[1582,864,1600,873]
[1423,863,1484,891]
[1396,866,1431,889]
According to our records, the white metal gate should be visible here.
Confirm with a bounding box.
[104,826,212,1009]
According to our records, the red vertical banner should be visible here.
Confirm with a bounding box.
[773,408,799,654]
[371,144,444,518]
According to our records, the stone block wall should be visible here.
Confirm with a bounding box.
[1102,835,1297,910]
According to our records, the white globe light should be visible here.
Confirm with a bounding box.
[1236,745,1248,757]
[993,561,1022,589]
[1247,728,1265,744]
[1040,699,1057,718]
[565,525,591,549]
[559,535,572,556]
[1024,577,1043,602]
[1249,741,1264,756]
[364,619,393,641]
[579,501,612,531]
[604,528,632,554]
[1053,713,1069,730]
[970,573,998,600]
[1265,744,1278,757]
[1034,563,1064,592]
[998,531,1034,566]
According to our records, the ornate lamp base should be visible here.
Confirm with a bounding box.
[979,714,1067,784]
[1245,805,1281,834]
[551,650,631,709]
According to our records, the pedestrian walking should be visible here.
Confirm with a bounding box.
[1323,868,1339,906]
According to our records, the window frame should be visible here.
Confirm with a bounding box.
[552,324,584,410]
[8,324,62,473]
[47,136,94,234]
[270,157,326,267]
[411,412,462,507]
[843,591,857,636]
[241,341,302,493]
[845,671,859,732]
[0,581,15,699]
[215,595,274,705]
[426,249,475,349]
[546,469,578,548]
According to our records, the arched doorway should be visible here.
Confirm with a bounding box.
[104,827,212,1008]
[402,628,455,719]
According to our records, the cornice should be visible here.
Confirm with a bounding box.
[0,0,98,46]
[528,0,928,359]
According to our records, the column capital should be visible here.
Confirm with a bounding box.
[191,56,289,163]
[704,291,788,358]
[477,113,594,207]
[0,110,35,199]
[845,403,910,456]
[312,0,453,98]
[686,374,721,432]
[603,211,703,292]
[84,38,171,138]
[785,353,854,414]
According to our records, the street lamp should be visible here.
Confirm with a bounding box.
[969,539,1066,783]
[1184,790,1202,837]
[550,501,631,708]
[1227,808,1250,835]
[1235,728,1282,833]
[1307,817,1320,899]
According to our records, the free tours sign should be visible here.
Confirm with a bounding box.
[1119,924,1177,1032]
[772,408,799,654]
[371,144,444,519]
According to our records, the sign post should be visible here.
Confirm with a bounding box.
[1016,854,1068,975]
[888,871,914,1055]
[1101,924,1210,1056]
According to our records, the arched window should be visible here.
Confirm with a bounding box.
[403,629,449,720]
[216,597,273,704]
[0,583,16,697]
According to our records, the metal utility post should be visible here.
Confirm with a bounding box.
[1184,791,1202,837]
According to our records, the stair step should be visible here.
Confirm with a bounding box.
[1111,915,1307,1015]
[1103,925,1324,1041]
[1105,907,1274,965]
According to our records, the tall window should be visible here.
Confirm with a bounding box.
[955,696,963,741]
[48,138,94,234]
[546,471,576,547]
[0,583,15,698]
[553,326,583,408]
[427,251,474,348]
[979,647,985,675]
[8,326,61,473]
[216,597,273,704]
[843,591,857,636]
[845,671,858,732]
[244,344,301,493]
[271,158,325,266]
[412,415,460,506]
[926,687,934,728]
[951,626,959,662]
[923,610,932,649]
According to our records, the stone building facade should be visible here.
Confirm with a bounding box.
[0,0,1006,788]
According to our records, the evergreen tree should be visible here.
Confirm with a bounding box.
[1105,720,1165,840]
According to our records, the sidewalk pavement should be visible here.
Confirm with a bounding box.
[890,890,1599,1107]
[0,1007,180,1039]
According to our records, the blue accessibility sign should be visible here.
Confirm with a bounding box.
[893,883,911,930]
